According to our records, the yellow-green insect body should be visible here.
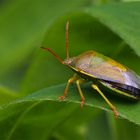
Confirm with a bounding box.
[64,51,140,100]
[41,21,140,117]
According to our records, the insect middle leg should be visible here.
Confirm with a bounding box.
[76,79,85,107]
[91,84,119,118]
[59,74,78,100]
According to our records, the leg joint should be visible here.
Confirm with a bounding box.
[92,84,98,91]
[76,79,80,85]
[68,76,77,84]
[76,79,85,85]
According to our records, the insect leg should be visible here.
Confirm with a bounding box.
[59,74,77,100]
[76,79,85,107]
[91,84,119,118]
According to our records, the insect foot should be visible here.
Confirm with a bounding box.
[112,107,119,118]
[80,97,85,108]
[58,96,66,101]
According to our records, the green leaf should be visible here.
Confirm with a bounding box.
[1,84,140,139]
[86,112,112,140]
[0,85,19,105]
[0,84,97,140]
[25,84,140,125]
[85,2,140,56]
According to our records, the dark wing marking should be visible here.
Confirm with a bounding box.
[101,80,140,98]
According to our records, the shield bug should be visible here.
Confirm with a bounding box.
[41,21,140,117]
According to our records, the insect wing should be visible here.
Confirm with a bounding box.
[73,51,140,89]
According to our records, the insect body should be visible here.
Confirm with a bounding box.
[41,21,140,117]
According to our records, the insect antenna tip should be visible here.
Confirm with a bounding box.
[40,46,64,64]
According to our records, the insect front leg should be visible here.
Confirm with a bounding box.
[91,84,119,118]
[59,74,78,100]
[76,79,86,107]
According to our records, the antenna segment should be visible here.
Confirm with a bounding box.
[66,21,69,59]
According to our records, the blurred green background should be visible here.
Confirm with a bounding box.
[0,0,140,140]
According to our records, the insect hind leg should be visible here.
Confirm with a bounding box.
[91,84,119,118]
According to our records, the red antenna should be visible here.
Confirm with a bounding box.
[41,47,64,64]
[66,21,69,59]
[41,21,70,64]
